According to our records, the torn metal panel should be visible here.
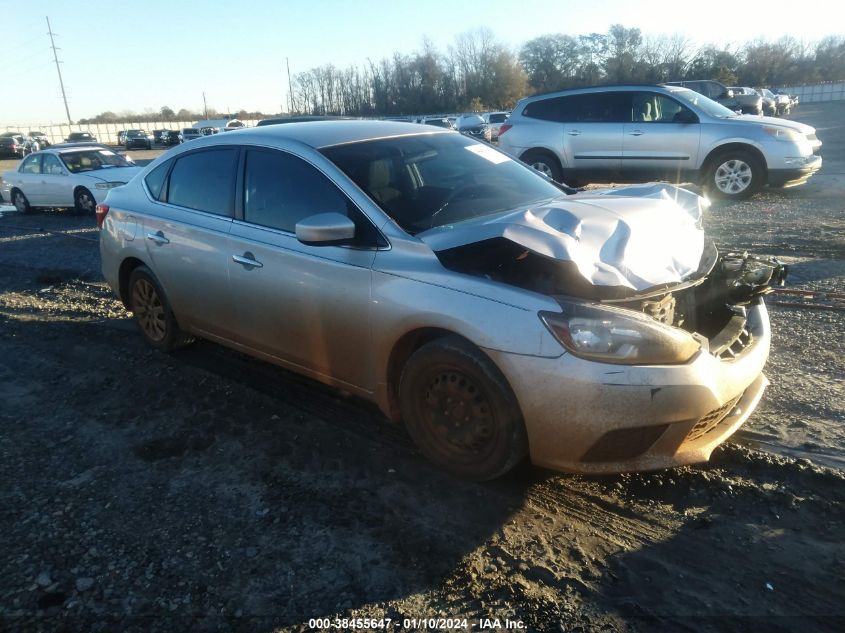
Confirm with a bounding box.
[419,184,707,292]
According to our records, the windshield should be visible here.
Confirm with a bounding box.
[127,130,147,137]
[183,129,198,134]
[762,89,775,98]
[60,149,132,173]
[321,133,562,235]
[670,87,738,118]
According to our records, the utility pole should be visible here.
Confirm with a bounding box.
[46,16,72,125]
[202,92,208,119]
[286,57,294,114]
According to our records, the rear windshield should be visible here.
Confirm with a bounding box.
[321,133,562,235]
[488,113,508,123]
[60,149,133,173]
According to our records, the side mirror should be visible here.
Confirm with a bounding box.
[295,212,356,246]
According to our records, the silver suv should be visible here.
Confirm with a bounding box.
[499,84,822,199]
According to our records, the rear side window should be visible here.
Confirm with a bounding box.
[243,149,383,247]
[166,149,238,216]
[565,93,630,123]
[20,154,41,174]
[522,96,567,121]
[144,159,171,200]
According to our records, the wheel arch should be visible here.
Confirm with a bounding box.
[519,147,565,169]
[701,143,768,182]
[384,327,494,423]
[118,256,148,309]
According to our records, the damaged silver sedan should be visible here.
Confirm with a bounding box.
[99,121,785,480]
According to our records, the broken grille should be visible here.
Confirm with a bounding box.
[685,393,744,443]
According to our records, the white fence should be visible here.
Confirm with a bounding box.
[1,120,262,145]
[778,82,845,103]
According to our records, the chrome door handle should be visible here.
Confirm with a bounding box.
[232,253,263,268]
[628,130,644,136]
[567,130,581,136]
[146,231,169,244]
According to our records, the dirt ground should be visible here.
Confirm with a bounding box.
[0,104,843,633]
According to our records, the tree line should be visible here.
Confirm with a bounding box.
[289,26,844,116]
[79,26,845,123]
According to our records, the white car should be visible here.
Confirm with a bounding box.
[1,145,141,214]
[484,111,509,140]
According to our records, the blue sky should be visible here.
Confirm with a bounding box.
[1,0,837,126]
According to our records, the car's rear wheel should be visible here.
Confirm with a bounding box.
[399,336,528,480]
[74,188,96,214]
[128,266,194,352]
[705,150,763,200]
[11,189,33,214]
[521,149,563,183]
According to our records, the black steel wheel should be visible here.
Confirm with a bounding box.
[128,266,194,352]
[399,336,527,480]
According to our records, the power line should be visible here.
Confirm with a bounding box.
[46,16,72,125]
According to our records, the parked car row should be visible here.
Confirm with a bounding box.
[0,131,52,157]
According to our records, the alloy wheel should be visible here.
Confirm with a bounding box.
[714,159,753,195]
[132,278,166,342]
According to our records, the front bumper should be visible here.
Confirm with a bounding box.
[768,155,822,188]
[485,301,771,474]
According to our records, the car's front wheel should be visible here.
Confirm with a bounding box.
[399,336,528,480]
[11,189,32,214]
[74,187,96,214]
[705,151,763,200]
[128,266,194,352]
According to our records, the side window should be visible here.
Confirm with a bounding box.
[632,93,693,123]
[42,154,64,175]
[166,149,238,216]
[243,149,383,247]
[568,93,630,123]
[144,159,171,201]
[20,154,41,174]
[522,96,567,121]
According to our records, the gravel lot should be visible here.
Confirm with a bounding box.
[1,104,843,632]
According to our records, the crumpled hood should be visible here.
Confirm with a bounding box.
[419,183,707,292]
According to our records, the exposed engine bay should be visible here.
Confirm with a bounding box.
[428,184,788,359]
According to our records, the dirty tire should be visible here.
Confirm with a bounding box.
[74,187,97,215]
[521,150,563,183]
[705,150,763,200]
[399,336,528,480]
[127,266,194,352]
[12,189,33,214]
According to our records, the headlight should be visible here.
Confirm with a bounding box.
[764,126,803,142]
[94,181,126,190]
[539,303,700,365]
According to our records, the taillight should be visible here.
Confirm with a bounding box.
[95,204,110,229]
[498,124,512,136]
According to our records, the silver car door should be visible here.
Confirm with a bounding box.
[562,92,626,174]
[623,91,702,181]
[227,147,377,389]
[40,154,72,206]
[12,154,43,204]
[142,148,239,338]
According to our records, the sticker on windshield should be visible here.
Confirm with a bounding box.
[98,150,116,156]
[465,144,511,164]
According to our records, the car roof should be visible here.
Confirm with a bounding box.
[208,120,448,149]
[518,83,671,103]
